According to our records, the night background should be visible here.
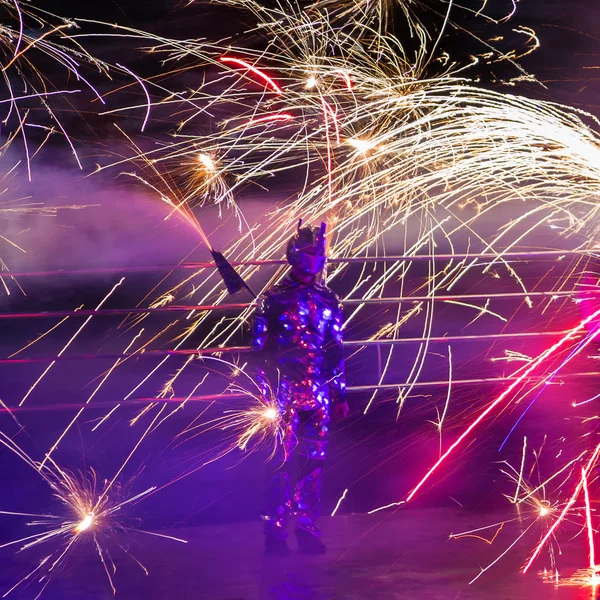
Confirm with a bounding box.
[0,1,600,598]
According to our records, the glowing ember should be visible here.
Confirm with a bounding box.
[198,153,216,172]
[305,76,317,89]
[74,512,94,533]
[347,137,376,154]
[263,407,278,420]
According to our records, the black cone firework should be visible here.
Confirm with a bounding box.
[210,249,256,297]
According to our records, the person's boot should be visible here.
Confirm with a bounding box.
[295,527,327,555]
[265,535,292,556]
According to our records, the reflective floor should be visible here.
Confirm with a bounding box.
[2,507,598,600]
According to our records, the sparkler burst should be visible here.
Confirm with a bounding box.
[0,431,186,598]
[172,357,287,467]
[224,0,538,74]
[450,438,598,583]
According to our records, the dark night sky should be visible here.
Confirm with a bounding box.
[31,0,600,107]
[44,0,595,132]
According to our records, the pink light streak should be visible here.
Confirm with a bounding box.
[219,56,283,95]
[320,98,340,143]
[406,306,600,503]
[582,466,596,570]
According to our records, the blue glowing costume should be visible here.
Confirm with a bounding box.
[251,223,346,551]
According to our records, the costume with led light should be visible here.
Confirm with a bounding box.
[251,221,346,554]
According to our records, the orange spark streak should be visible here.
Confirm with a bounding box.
[406,307,600,503]
[453,522,504,544]
[219,56,283,94]
[236,113,294,129]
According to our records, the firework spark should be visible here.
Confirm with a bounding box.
[0,431,186,598]
[3,0,600,594]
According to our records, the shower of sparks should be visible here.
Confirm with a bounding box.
[0,0,138,172]
[74,0,600,442]
[3,0,600,593]
[0,0,152,294]
[22,278,125,411]
[523,444,600,574]
[400,306,600,505]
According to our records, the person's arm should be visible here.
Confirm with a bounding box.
[326,297,348,418]
[250,293,278,398]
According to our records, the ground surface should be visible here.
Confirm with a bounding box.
[1,507,598,600]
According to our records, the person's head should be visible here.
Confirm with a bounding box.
[286,220,327,277]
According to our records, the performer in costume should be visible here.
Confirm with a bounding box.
[251,221,348,555]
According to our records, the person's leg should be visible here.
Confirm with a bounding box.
[293,406,329,553]
[263,406,299,553]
